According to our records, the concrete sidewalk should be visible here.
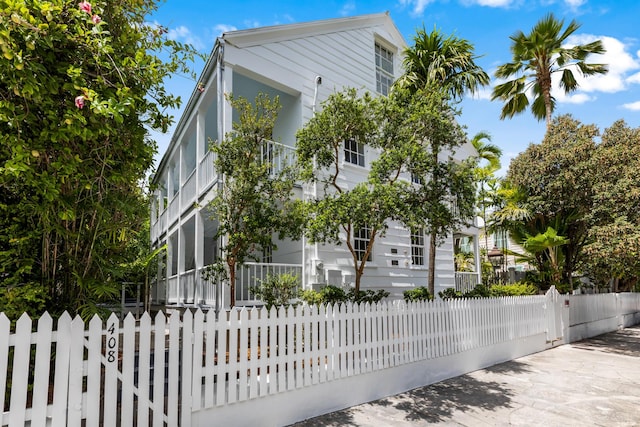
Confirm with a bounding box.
[292,326,640,426]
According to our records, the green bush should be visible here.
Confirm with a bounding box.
[347,288,389,304]
[438,288,463,300]
[489,282,538,296]
[299,285,389,306]
[0,283,49,323]
[403,287,433,302]
[250,273,300,310]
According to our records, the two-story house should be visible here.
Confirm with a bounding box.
[149,12,481,310]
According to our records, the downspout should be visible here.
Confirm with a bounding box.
[215,38,225,317]
[307,76,322,287]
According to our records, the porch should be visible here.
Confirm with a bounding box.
[158,262,303,309]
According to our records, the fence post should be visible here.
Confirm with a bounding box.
[545,286,563,343]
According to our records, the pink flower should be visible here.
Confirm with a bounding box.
[75,96,85,109]
[91,14,101,24]
[78,1,91,14]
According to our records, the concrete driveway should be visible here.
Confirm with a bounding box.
[292,326,640,426]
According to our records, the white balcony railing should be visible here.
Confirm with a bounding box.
[236,262,303,305]
[198,149,217,194]
[181,170,197,208]
[168,194,179,225]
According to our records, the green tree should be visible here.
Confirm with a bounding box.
[296,89,395,292]
[582,120,640,290]
[398,27,488,294]
[492,13,607,127]
[505,115,597,288]
[470,131,502,259]
[207,94,302,307]
[0,0,198,315]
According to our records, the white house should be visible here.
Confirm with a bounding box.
[149,12,481,310]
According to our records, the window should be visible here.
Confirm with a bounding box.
[494,231,508,250]
[344,138,365,166]
[354,225,372,261]
[375,42,394,95]
[262,245,272,264]
[411,228,425,266]
[411,173,423,185]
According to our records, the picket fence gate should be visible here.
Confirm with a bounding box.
[6,288,634,427]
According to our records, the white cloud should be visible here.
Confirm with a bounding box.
[564,0,586,8]
[340,1,356,16]
[398,0,436,15]
[561,34,640,95]
[213,24,237,37]
[472,0,514,6]
[628,72,640,85]
[468,87,493,101]
[622,101,640,111]
[167,25,205,51]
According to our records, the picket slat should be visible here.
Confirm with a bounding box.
[192,310,205,410]
[0,314,9,427]
[181,310,193,427]
[137,313,151,427]
[9,314,31,427]
[167,311,181,426]
[152,311,167,426]
[121,315,136,427]
[66,316,85,427]
[31,313,53,427]
[51,312,72,427]
[103,314,119,427]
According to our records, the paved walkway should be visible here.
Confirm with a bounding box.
[292,326,640,426]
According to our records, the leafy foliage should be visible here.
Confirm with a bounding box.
[398,27,487,295]
[582,120,640,289]
[296,86,474,293]
[504,115,597,288]
[439,282,537,299]
[0,0,199,315]
[207,94,303,306]
[250,273,300,310]
[491,13,607,126]
[403,286,433,302]
[299,285,389,306]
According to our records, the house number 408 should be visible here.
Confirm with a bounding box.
[107,322,117,363]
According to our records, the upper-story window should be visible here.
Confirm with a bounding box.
[411,228,425,266]
[344,138,365,167]
[375,42,394,96]
[354,225,372,261]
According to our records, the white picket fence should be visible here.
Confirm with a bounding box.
[1,290,639,426]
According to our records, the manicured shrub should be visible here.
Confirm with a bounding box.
[403,287,433,302]
[489,282,538,296]
[250,273,300,309]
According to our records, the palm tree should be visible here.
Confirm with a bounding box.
[399,27,489,296]
[471,132,502,259]
[398,27,490,100]
[491,13,607,127]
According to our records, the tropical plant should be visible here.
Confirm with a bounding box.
[523,227,569,286]
[398,27,489,101]
[398,27,488,296]
[0,0,199,315]
[492,13,607,127]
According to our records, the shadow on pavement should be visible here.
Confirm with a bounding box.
[571,326,640,357]
[293,360,531,425]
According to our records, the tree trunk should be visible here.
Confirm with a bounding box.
[428,233,437,297]
[228,260,236,308]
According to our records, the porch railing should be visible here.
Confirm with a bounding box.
[455,271,479,293]
[236,262,303,305]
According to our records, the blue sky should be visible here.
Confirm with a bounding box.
[149,0,640,174]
